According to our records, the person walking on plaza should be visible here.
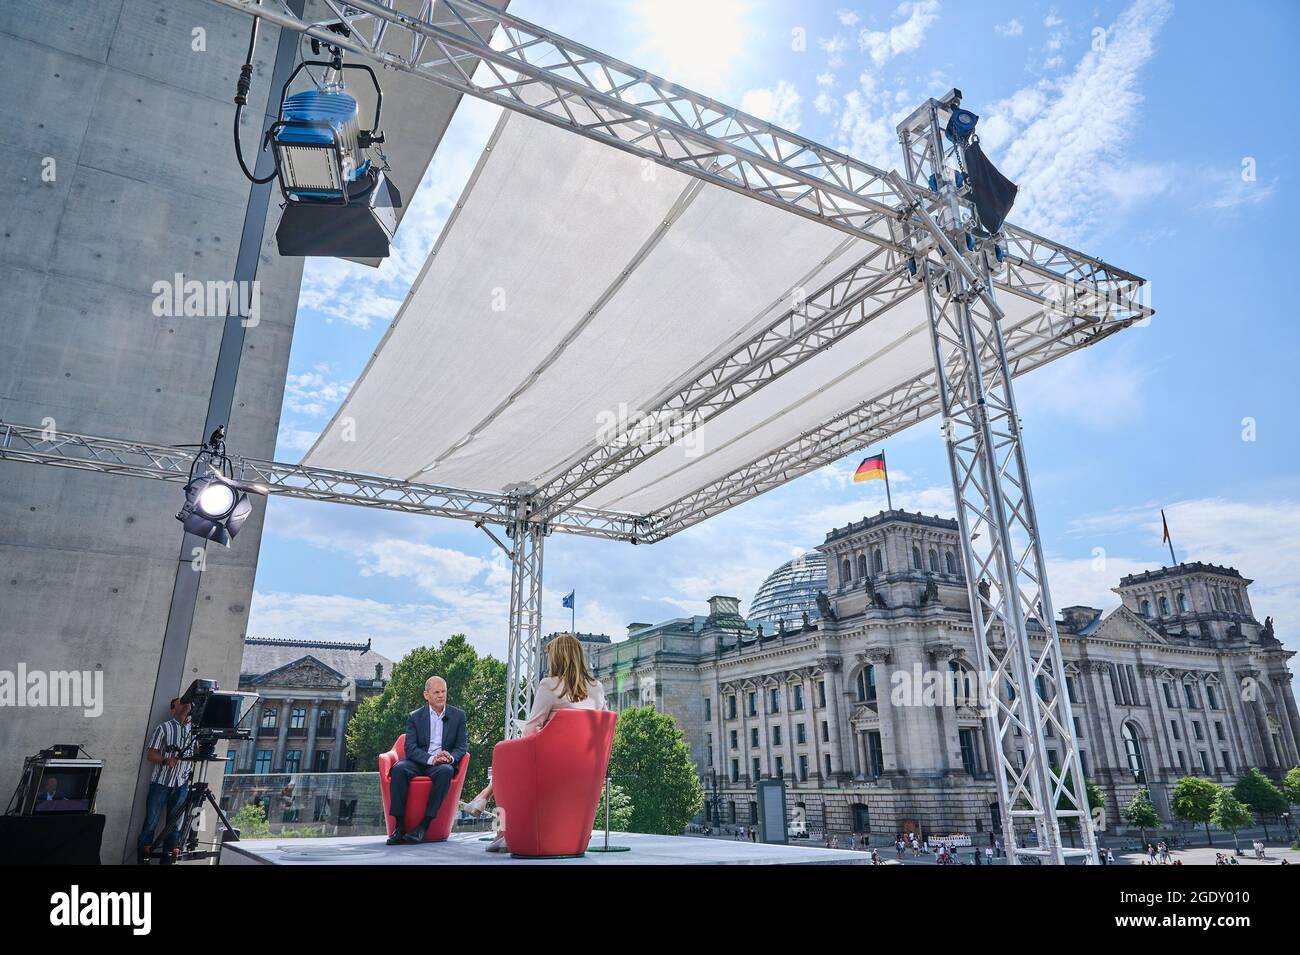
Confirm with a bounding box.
[1106,848,1116,865]
[985,845,994,865]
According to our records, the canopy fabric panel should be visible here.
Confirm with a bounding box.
[305,105,1083,518]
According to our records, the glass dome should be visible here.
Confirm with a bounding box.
[747,551,828,629]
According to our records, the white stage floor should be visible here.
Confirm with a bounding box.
[221,831,867,866]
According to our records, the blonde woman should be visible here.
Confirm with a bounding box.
[463,633,607,850]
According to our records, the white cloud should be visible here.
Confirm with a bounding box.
[282,367,353,418]
[1014,338,1153,432]
[819,34,849,69]
[814,91,835,115]
[1206,172,1279,212]
[985,0,1173,242]
[740,81,802,130]
[1044,14,1064,28]
[833,71,916,169]
[630,0,750,95]
[838,9,861,27]
[275,425,319,454]
[858,0,941,67]
[995,18,1024,37]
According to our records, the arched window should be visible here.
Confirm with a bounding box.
[912,546,922,570]
[945,551,957,574]
[1158,595,1170,616]
[857,553,868,579]
[1121,722,1146,783]
[928,548,940,572]
[873,548,884,573]
[1140,599,1151,617]
[841,558,852,586]
[856,665,877,702]
[1176,592,1188,613]
[949,661,972,704]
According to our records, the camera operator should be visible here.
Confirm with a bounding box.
[135,697,194,864]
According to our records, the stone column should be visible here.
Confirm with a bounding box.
[274,697,291,772]
[927,640,966,777]
[244,701,263,772]
[334,703,348,770]
[863,647,898,774]
[821,661,845,779]
[1216,670,1258,774]
[759,680,774,778]
[804,672,823,782]
[304,701,321,773]
[781,675,797,783]
[1279,674,1300,765]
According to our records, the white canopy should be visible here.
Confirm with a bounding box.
[305,106,1110,520]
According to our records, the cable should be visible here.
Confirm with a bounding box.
[233,4,277,185]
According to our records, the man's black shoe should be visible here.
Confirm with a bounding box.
[386,830,406,846]
[403,820,432,844]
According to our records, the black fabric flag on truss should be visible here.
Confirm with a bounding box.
[963,140,1018,236]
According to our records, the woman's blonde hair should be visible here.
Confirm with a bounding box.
[547,633,594,702]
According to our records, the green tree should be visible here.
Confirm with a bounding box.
[1170,775,1220,845]
[1282,766,1300,805]
[1232,768,1288,839]
[229,802,271,840]
[594,782,634,832]
[1122,788,1160,846]
[1211,789,1253,856]
[346,635,505,798]
[607,706,703,834]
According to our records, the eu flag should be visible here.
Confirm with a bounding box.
[562,590,575,609]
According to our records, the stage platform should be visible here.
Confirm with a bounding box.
[221,831,867,866]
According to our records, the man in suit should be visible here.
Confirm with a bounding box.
[388,675,469,845]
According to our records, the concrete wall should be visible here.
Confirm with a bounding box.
[0,0,304,861]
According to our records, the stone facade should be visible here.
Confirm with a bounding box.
[589,510,1300,841]
[228,637,393,776]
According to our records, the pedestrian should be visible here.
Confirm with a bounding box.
[1106,848,1116,865]
[985,845,994,865]
[994,836,1002,858]
[1098,846,1107,865]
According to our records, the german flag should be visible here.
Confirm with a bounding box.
[853,453,887,483]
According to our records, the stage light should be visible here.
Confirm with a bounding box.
[233,19,401,263]
[195,481,236,519]
[175,426,265,548]
[945,108,979,144]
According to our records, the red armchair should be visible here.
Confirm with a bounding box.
[377,736,470,842]
[491,708,618,858]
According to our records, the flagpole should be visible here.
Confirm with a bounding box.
[883,451,893,512]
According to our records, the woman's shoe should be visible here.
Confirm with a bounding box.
[485,834,508,853]
[462,797,488,817]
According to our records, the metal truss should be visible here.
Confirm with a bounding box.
[0,422,644,542]
[895,98,1097,864]
[640,280,1141,542]
[504,498,544,737]
[208,0,1153,323]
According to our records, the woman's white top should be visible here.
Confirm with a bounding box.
[516,676,607,737]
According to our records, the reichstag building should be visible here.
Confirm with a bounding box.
[579,510,1299,839]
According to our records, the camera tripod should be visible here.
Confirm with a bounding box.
[145,736,241,865]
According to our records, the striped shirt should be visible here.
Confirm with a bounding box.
[148,718,193,788]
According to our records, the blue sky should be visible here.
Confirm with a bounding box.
[248,0,1300,663]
